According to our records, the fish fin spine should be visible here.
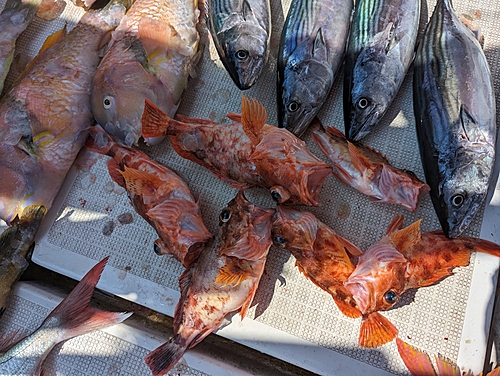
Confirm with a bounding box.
[241,95,268,146]
[141,99,170,138]
[396,338,438,376]
[386,215,404,235]
[145,335,188,376]
[390,219,422,253]
[358,312,398,348]
[119,165,161,196]
[214,263,248,287]
[347,141,373,173]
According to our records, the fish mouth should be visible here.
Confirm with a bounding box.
[282,108,317,138]
[344,278,372,314]
[346,108,380,142]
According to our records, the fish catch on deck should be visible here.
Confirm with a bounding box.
[91,0,202,146]
[141,95,332,206]
[413,0,496,238]
[86,125,212,268]
[144,190,274,376]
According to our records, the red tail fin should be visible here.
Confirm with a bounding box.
[85,125,115,156]
[42,257,132,339]
[465,237,500,258]
[141,98,171,138]
[358,312,398,348]
[145,335,188,376]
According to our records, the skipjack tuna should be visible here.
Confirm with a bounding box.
[145,191,274,376]
[91,0,201,146]
[0,257,131,375]
[271,206,363,318]
[205,0,270,90]
[344,216,500,348]
[312,121,429,211]
[0,0,129,226]
[344,0,420,141]
[277,0,353,136]
[86,125,212,268]
[141,96,332,206]
[413,0,496,238]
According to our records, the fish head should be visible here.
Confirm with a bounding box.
[437,166,491,238]
[218,190,275,261]
[278,60,333,137]
[344,243,408,315]
[218,24,268,90]
[271,206,318,252]
[91,58,172,146]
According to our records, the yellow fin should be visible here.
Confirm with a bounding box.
[390,219,422,253]
[241,95,267,146]
[39,27,67,54]
[214,264,248,287]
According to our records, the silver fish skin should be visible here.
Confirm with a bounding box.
[0,0,41,93]
[206,0,270,90]
[413,0,496,238]
[344,0,420,141]
[277,0,353,137]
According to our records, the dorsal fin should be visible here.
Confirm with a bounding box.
[241,95,268,146]
[347,141,372,173]
[386,215,404,235]
[390,220,422,253]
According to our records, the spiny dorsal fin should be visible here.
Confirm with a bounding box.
[386,215,404,235]
[241,95,268,146]
[390,219,422,253]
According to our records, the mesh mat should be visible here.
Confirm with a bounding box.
[3,0,500,374]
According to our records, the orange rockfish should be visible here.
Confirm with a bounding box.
[0,257,132,375]
[344,216,500,348]
[271,206,363,318]
[312,120,429,211]
[0,0,129,226]
[86,125,212,267]
[91,0,201,146]
[144,190,274,376]
[142,96,332,206]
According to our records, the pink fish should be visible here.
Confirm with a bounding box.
[145,190,274,376]
[141,96,332,206]
[86,125,212,267]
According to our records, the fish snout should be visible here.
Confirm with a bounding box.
[344,277,373,315]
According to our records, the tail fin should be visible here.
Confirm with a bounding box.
[141,99,172,138]
[41,257,132,339]
[145,335,188,376]
[465,237,500,258]
[396,338,438,376]
[85,125,115,156]
[358,312,398,348]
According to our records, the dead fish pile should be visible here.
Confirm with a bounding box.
[277,0,352,136]
[86,125,212,267]
[141,95,332,206]
[312,120,430,211]
[413,0,496,238]
[0,257,131,375]
[206,0,270,90]
[145,190,274,376]
[343,0,420,141]
[91,0,202,146]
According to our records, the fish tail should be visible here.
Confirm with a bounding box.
[42,257,132,340]
[85,125,116,156]
[145,335,189,376]
[466,238,500,258]
[358,312,398,348]
[141,99,175,138]
[396,338,438,376]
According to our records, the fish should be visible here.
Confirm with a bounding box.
[0,0,129,226]
[0,0,41,93]
[343,0,420,141]
[312,120,430,211]
[141,95,332,206]
[144,190,274,376]
[271,206,363,318]
[0,257,132,375]
[0,205,46,317]
[277,0,353,136]
[86,125,212,268]
[413,0,496,238]
[344,216,500,348]
[205,0,270,90]
[91,0,201,146]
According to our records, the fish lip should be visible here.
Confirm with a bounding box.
[344,278,371,314]
[282,109,316,138]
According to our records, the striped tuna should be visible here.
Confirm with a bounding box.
[413,0,496,238]
[277,0,353,137]
[344,0,420,141]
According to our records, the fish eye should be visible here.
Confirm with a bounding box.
[103,95,115,110]
[451,194,465,208]
[384,290,398,305]
[219,209,232,223]
[357,97,370,110]
[288,101,300,112]
[270,190,282,203]
[235,50,249,60]
[153,243,161,255]
[274,235,286,247]
[403,169,417,178]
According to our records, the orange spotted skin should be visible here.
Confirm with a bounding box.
[141,96,332,206]
[144,190,275,376]
[272,206,362,318]
[344,217,500,347]
[86,126,212,267]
